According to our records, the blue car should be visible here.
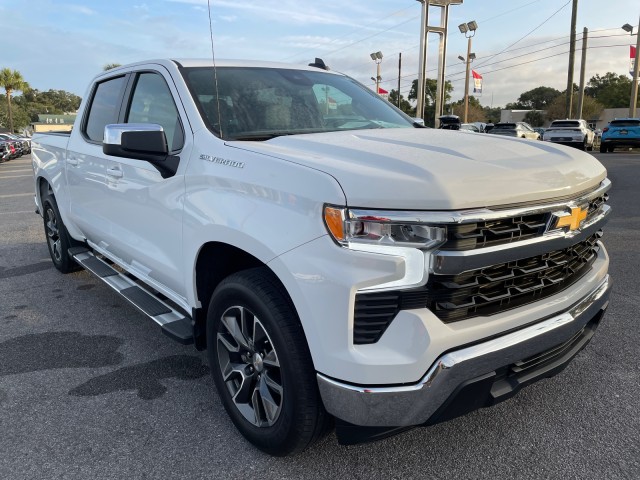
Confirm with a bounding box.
[600,118,640,152]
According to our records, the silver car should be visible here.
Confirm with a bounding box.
[487,122,540,140]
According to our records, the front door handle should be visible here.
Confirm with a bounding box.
[106,167,123,179]
[67,157,79,166]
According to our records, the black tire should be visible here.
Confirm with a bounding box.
[600,144,607,153]
[42,194,81,273]
[206,267,332,456]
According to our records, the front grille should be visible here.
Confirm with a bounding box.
[425,233,600,322]
[442,214,549,251]
[353,234,600,344]
[440,193,608,252]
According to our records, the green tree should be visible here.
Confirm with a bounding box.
[546,94,603,122]
[0,68,30,132]
[408,78,453,105]
[0,100,30,131]
[450,96,486,122]
[408,78,454,126]
[388,89,415,116]
[103,63,122,71]
[14,89,82,115]
[585,72,633,108]
[483,106,502,123]
[523,110,545,127]
[517,86,561,110]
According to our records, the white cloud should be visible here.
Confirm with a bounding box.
[65,4,96,15]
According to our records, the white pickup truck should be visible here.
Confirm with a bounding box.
[32,59,612,455]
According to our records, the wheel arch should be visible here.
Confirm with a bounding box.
[192,241,300,351]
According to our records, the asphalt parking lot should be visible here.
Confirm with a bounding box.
[1,152,639,480]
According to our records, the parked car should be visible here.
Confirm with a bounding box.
[11,133,32,154]
[600,118,640,153]
[438,114,461,130]
[0,141,11,162]
[487,122,540,140]
[0,134,24,157]
[0,136,20,158]
[460,123,481,132]
[543,119,595,150]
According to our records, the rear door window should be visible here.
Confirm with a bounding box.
[84,76,127,142]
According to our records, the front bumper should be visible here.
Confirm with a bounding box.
[318,274,611,427]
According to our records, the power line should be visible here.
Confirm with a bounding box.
[474,0,572,69]
[470,43,630,77]
[280,4,419,61]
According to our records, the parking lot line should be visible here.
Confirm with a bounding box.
[0,193,33,198]
[0,174,33,179]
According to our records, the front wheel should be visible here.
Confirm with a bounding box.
[206,267,331,456]
[42,194,81,273]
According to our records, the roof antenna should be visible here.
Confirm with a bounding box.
[207,0,224,139]
[309,58,329,71]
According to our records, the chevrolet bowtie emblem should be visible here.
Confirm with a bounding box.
[555,207,588,231]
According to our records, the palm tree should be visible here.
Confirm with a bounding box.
[103,63,122,71]
[0,68,29,132]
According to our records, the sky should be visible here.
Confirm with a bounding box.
[1,0,638,107]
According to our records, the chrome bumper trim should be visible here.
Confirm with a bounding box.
[348,179,610,225]
[431,205,610,274]
[317,274,611,427]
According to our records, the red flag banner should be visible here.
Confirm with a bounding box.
[472,70,483,94]
[631,45,637,77]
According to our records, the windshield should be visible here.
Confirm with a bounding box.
[494,123,517,129]
[550,121,580,128]
[181,66,414,140]
[610,119,640,127]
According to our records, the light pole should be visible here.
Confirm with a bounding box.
[459,20,478,123]
[370,51,383,95]
[622,18,640,118]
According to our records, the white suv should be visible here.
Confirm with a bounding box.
[543,119,596,150]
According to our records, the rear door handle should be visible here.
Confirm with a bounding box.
[67,157,79,166]
[106,167,123,179]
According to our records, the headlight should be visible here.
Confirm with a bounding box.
[323,205,446,250]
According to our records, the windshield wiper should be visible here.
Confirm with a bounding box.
[227,132,297,141]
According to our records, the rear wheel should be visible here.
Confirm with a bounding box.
[206,267,331,456]
[42,194,81,274]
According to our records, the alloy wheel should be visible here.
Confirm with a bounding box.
[217,305,283,427]
[45,206,62,263]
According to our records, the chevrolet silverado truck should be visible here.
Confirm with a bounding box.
[31,59,612,455]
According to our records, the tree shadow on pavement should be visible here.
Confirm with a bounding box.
[68,355,210,400]
[0,332,124,376]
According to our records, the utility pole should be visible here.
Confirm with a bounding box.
[630,15,640,118]
[565,0,578,118]
[397,52,402,108]
[464,36,472,122]
[577,27,588,119]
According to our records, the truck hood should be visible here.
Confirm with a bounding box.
[228,128,606,210]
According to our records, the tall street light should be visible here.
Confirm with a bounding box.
[370,51,383,95]
[459,20,478,123]
[622,18,640,118]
